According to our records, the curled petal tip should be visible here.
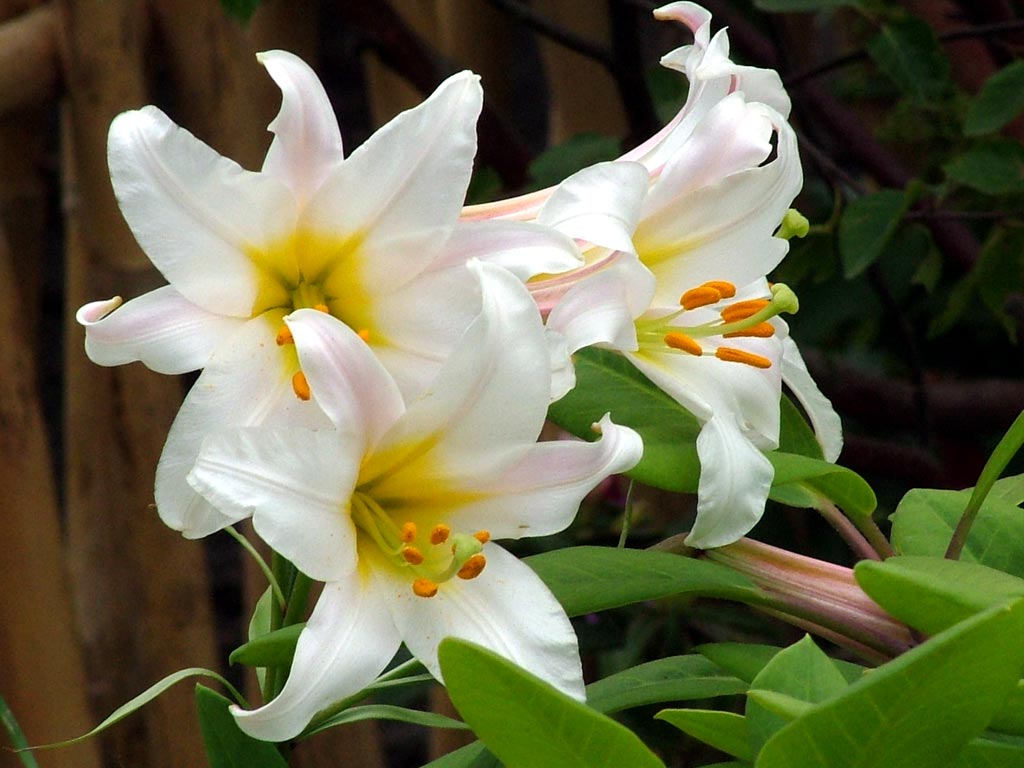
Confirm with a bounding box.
[76,296,123,325]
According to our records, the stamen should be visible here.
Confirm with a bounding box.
[473,530,490,544]
[430,525,451,545]
[275,325,294,346]
[402,547,424,565]
[357,328,371,342]
[412,578,438,598]
[664,332,703,356]
[680,286,722,310]
[702,280,736,299]
[400,522,417,543]
[314,303,330,313]
[456,554,487,580]
[716,347,772,369]
[723,322,775,339]
[292,371,311,400]
[720,299,771,323]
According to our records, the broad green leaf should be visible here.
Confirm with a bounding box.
[655,710,752,761]
[990,681,1024,736]
[303,704,469,739]
[855,556,1024,635]
[528,133,622,190]
[230,623,305,667]
[767,452,877,517]
[525,546,764,617]
[548,347,701,493]
[755,598,1024,768]
[746,636,849,754]
[965,60,1024,136]
[439,638,665,768]
[585,655,747,714]
[890,486,1024,577]
[753,0,858,9]
[28,668,245,750]
[697,643,865,686]
[419,742,497,768]
[745,690,813,721]
[866,18,952,102]
[945,140,1024,196]
[777,395,824,460]
[953,736,1024,768]
[837,190,908,278]
[1,692,39,768]
[220,0,264,23]
[195,685,288,766]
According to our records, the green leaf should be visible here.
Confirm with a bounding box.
[990,680,1024,736]
[767,452,877,517]
[965,60,1024,136]
[655,710,752,761]
[585,656,748,714]
[755,598,1024,768]
[945,139,1024,196]
[219,0,264,23]
[890,485,1024,578]
[866,18,952,102]
[419,742,497,768]
[525,546,764,617]
[303,704,468,739]
[528,133,622,190]
[1,692,40,768]
[753,0,858,10]
[195,685,288,766]
[230,623,305,667]
[745,636,850,754]
[777,395,824,460]
[837,190,909,278]
[745,690,814,722]
[953,736,1024,768]
[439,638,665,768]
[28,668,245,750]
[549,347,702,494]
[697,643,866,686]
[855,556,1024,635]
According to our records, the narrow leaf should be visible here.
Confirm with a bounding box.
[655,710,752,761]
[303,704,469,739]
[1,693,40,768]
[195,685,288,767]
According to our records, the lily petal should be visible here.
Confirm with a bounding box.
[780,335,843,462]
[76,286,244,374]
[232,575,402,742]
[386,544,585,702]
[108,106,298,316]
[259,50,345,203]
[431,220,582,281]
[189,427,360,582]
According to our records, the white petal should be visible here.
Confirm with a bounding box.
[76,286,244,374]
[431,220,582,281]
[287,309,405,450]
[537,161,649,254]
[233,576,401,742]
[155,313,330,537]
[780,335,843,462]
[684,413,775,549]
[387,545,585,701]
[189,428,360,582]
[259,50,345,202]
[307,72,482,295]
[108,107,298,316]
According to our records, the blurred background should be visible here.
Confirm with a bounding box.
[1,0,1021,766]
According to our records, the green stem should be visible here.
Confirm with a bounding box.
[946,409,1024,560]
[223,526,286,609]
[617,480,636,548]
[814,499,882,562]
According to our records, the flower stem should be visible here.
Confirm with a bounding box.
[223,526,286,609]
[814,499,882,562]
[617,480,636,548]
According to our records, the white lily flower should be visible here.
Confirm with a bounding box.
[76,51,581,538]
[188,262,643,742]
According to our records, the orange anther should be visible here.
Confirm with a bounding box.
[723,322,775,339]
[664,332,703,356]
[473,530,490,544]
[291,371,311,400]
[412,578,439,598]
[680,286,722,310]
[402,547,424,565]
[430,525,451,545]
[715,347,773,369]
[357,328,371,342]
[702,280,736,299]
[400,522,417,543]
[720,299,770,323]
[275,325,294,345]
[457,554,487,580]
[314,303,330,313]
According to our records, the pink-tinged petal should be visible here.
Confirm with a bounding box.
[189,428,360,582]
[780,335,843,462]
[76,287,245,374]
[258,50,345,203]
[386,544,585,702]
[537,161,649,254]
[436,414,642,540]
[287,309,405,449]
[362,261,550,488]
[685,413,775,549]
[430,220,582,281]
[546,254,655,354]
[653,3,712,47]
[108,106,298,317]
[155,313,330,538]
[307,72,482,295]
[233,576,401,742]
